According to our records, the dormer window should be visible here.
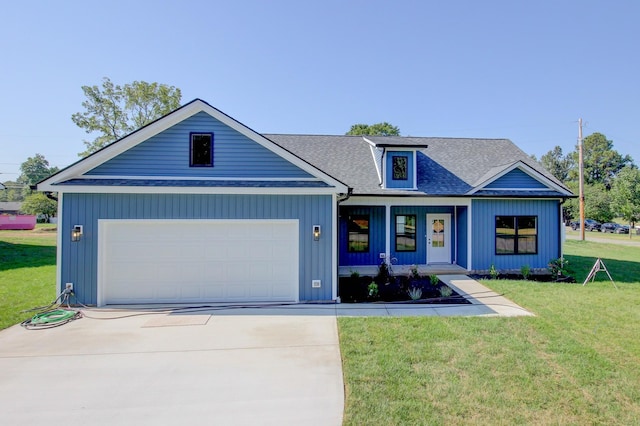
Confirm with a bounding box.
[385,151,415,189]
[190,133,213,167]
[392,156,408,180]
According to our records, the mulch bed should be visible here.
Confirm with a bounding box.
[338,275,470,304]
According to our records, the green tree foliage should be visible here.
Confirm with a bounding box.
[21,192,57,220]
[584,183,614,223]
[72,77,182,156]
[346,122,400,136]
[17,154,59,197]
[568,132,633,189]
[540,146,573,182]
[18,154,59,187]
[611,166,640,228]
[0,181,25,202]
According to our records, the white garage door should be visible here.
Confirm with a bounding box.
[98,220,299,306]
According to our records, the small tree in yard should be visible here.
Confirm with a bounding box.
[21,193,57,222]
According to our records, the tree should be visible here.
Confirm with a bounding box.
[21,192,57,221]
[346,122,400,136]
[18,154,59,187]
[0,181,25,202]
[540,146,573,183]
[72,77,182,156]
[583,183,614,223]
[568,132,633,189]
[611,166,640,233]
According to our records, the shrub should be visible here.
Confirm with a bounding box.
[409,264,420,280]
[489,264,499,279]
[439,286,453,298]
[407,287,423,300]
[368,282,379,298]
[521,264,531,280]
[548,258,570,279]
[429,274,439,286]
[375,261,392,284]
[350,270,360,279]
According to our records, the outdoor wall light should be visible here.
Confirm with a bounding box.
[71,225,83,242]
[313,225,321,241]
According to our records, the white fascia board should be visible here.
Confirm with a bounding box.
[341,196,471,207]
[40,185,340,195]
[38,100,349,194]
[466,161,573,196]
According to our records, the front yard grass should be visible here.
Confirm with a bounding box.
[339,240,640,425]
[0,226,57,330]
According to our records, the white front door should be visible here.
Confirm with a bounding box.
[427,214,451,264]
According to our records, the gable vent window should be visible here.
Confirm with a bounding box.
[392,156,408,180]
[190,133,213,167]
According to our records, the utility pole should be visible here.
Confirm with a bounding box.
[578,118,585,241]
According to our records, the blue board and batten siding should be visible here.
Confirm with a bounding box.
[471,199,560,270]
[485,169,548,189]
[61,193,334,304]
[87,112,313,178]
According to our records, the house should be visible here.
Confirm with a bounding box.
[38,99,573,306]
[0,202,23,215]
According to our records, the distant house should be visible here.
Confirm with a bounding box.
[0,202,22,215]
[38,99,573,306]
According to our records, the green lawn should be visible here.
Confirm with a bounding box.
[339,240,640,425]
[0,226,57,330]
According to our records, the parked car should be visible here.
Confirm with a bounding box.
[601,223,623,233]
[570,219,601,231]
[617,225,630,234]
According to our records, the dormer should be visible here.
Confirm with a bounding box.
[363,137,428,190]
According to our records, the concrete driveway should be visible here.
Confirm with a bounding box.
[0,309,344,425]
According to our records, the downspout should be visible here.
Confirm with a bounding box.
[559,198,566,262]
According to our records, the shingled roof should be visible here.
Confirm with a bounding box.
[265,134,571,197]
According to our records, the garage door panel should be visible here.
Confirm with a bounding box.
[101,220,298,305]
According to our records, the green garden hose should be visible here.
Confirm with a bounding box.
[21,308,82,330]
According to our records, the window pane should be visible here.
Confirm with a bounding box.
[496,236,515,254]
[517,236,537,254]
[396,215,416,251]
[191,134,213,166]
[348,215,369,252]
[517,216,537,254]
[496,216,515,254]
[392,156,408,180]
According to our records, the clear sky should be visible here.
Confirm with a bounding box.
[1,0,638,181]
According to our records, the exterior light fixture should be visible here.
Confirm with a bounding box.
[313,225,321,241]
[72,225,83,242]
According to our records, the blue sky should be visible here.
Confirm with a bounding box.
[1,0,638,181]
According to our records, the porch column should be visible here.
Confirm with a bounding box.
[385,204,391,260]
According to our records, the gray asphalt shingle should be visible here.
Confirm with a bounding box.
[265,134,569,196]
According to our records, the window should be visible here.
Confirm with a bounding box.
[392,156,408,180]
[348,215,369,252]
[395,214,416,251]
[495,216,537,255]
[190,133,213,167]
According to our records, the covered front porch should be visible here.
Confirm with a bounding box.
[338,197,471,274]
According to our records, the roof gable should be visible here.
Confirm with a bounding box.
[468,161,572,196]
[38,100,348,193]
